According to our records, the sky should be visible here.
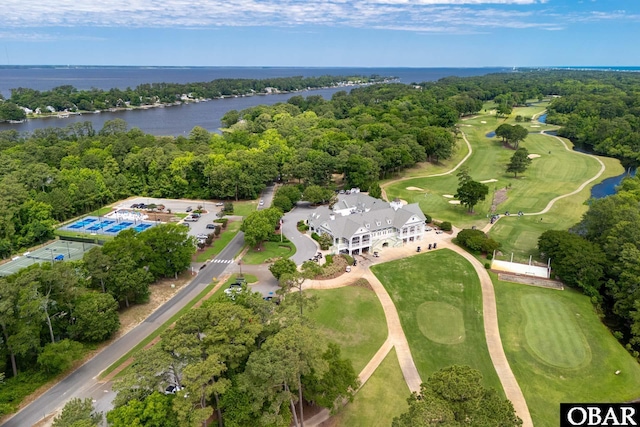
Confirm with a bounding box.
[1,0,639,67]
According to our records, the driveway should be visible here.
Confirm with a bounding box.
[282,204,319,265]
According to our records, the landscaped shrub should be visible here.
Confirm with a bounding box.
[213,218,228,228]
[424,214,432,224]
[456,229,500,254]
[343,254,354,265]
[311,232,320,241]
[325,254,333,265]
[440,221,452,231]
[297,220,309,232]
[485,262,491,269]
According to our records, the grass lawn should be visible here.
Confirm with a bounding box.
[89,207,114,216]
[242,241,296,265]
[231,200,258,218]
[371,249,503,394]
[307,285,387,373]
[331,349,409,427]
[493,274,640,427]
[195,221,242,262]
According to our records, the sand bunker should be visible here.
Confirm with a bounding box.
[406,186,424,191]
[480,179,498,183]
[530,125,540,128]
[443,194,454,198]
[528,154,541,159]
[448,200,461,205]
[481,120,487,124]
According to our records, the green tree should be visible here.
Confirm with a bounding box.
[506,147,532,178]
[393,365,521,427]
[368,182,382,199]
[52,397,102,427]
[302,343,359,414]
[302,185,333,205]
[455,180,489,213]
[241,208,282,248]
[269,259,298,280]
[538,230,605,298]
[82,247,110,293]
[37,339,83,374]
[138,223,196,279]
[272,194,293,213]
[69,292,120,342]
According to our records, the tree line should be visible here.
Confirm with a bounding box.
[538,174,640,358]
[0,223,194,415]
[0,75,390,120]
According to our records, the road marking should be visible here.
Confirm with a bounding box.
[213,259,232,264]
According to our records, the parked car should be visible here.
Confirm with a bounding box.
[206,224,216,229]
[224,283,243,296]
[164,385,182,395]
[215,202,224,206]
[259,199,264,206]
[186,206,193,212]
[196,234,208,239]
[416,246,421,252]
[373,251,380,258]
[345,266,351,273]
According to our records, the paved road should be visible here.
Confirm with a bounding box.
[282,204,319,265]
[2,231,245,427]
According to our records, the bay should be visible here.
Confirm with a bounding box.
[0,66,510,136]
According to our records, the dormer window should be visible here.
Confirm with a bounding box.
[376,221,381,226]
[387,219,391,224]
[365,223,370,229]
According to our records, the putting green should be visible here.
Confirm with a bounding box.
[522,294,591,369]
[417,301,465,344]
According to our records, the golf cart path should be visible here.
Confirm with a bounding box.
[380,129,473,201]
[482,131,606,234]
[304,270,422,393]
[440,241,534,427]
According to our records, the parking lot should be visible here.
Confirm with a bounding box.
[116,197,223,239]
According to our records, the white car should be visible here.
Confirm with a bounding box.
[259,199,264,206]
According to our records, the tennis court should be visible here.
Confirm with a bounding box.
[59,216,157,236]
[0,240,98,277]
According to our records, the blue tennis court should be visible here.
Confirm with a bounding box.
[60,216,157,236]
[105,222,134,233]
[86,220,115,231]
[133,223,153,232]
[68,218,97,229]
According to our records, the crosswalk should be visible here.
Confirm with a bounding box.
[212,259,233,264]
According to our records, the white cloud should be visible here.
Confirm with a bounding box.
[0,0,634,34]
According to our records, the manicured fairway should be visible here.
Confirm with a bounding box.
[308,285,387,373]
[494,275,640,427]
[489,150,623,261]
[386,130,604,229]
[331,349,409,427]
[371,249,503,394]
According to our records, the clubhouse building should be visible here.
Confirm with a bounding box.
[307,193,426,255]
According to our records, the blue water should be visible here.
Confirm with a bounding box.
[0,66,511,136]
[591,169,637,199]
[538,113,547,123]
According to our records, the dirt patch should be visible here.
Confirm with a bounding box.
[406,186,424,191]
[349,278,373,290]
[480,178,498,183]
[528,154,541,159]
[491,188,508,212]
[443,194,454,198]
[448,200,461,205]
[497,272,564,290]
